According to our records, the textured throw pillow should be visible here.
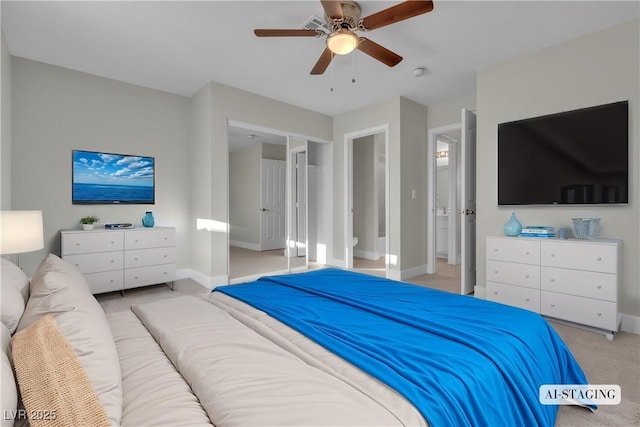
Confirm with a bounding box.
[12,315,110,427]
[1,323,18,427]
[16,254,122,426]
[1,258,30,334]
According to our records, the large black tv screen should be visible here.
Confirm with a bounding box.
[498,101,628,205]
[72,150,155,204]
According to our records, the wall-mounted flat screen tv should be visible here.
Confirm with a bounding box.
[72,150,155,204]
[498,100,628,205]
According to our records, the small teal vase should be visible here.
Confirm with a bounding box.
[142,211,155,227]
[503,212,522,237]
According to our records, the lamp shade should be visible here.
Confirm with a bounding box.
[0,210,44,255]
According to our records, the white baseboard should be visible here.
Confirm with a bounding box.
[387,269,402,281]
[400,264,428,281]
[229,240,261,251]
[188,269,228,290]
[353,248,380,261]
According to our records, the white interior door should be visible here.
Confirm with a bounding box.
[295,152,307,257]
[260,159,286,251]
[460,109,477,295]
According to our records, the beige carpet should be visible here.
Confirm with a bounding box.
[97,274,640,426]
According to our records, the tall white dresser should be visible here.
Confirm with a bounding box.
[486,236,621,339]
[61,226,176,294]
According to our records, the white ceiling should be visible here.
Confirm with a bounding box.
[2,1,638,117]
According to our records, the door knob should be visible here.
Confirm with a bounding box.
[457,209,476,215]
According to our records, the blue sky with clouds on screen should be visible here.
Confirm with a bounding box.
[73,151,154,187]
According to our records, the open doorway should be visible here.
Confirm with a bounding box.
[427,125,462,286]
[344,125,389,277]
[427,109,476,295]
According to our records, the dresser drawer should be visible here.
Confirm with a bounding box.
[541,291,618,331]
[62,231,124,255]
[124,247,176,269]
[125,264,176,289]
[63,252,124,274]
[125,228,175,250]
[541,241,617,273]
[486,282,540,313]
[486,260,540,289]
[541,267,617,302]
[84,270,124,294]
[486,237,540,265]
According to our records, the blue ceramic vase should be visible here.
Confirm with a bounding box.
[503,212,522,237]
[142,211,155,227]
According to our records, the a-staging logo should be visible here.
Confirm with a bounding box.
[539,384,621,406]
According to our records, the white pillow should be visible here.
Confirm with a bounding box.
[16,254,122,426]
[0,259,30,334]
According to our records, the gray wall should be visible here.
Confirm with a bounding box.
[353,135,377,257]
[229,143,261,247]
[1,32,11,210]
[476,19,639,318]
[11,58,191,275]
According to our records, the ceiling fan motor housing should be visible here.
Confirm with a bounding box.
[326,1,362,32]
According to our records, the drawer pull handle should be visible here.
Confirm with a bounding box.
[525,274,529,279]
[550,303,556,307]
[76,243,80,246]
[525,298,530,302]
[597,285,602,289]
[550,278,555,283]
[494,291,498,295]
[134,276,139,279]
[135,257,139,261]
[494,249,498,252]
[164,255,168,258]
[525,251,530,255]
[550,253,555,258]
[75,263,79,267]
[597,257,602,261]
[110,260,114,263]
[597,312,602,316]
[494,270,498,274]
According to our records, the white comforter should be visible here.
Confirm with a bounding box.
[127,293,427,427]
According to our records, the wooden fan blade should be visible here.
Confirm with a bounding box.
[254,29,320,37]
[321,0,344,20]
[357,38,403,67]
[311,48,334,75]
[360,0,434,31]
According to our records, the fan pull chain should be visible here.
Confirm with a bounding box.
[351,49,356,84]
[330,53,335,92]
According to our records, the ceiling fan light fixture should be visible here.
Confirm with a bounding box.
[327,29,359,55]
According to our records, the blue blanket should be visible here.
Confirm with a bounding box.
[216,268,590,427]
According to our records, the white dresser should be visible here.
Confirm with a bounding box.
[61,227,176,294]
[486,236,621,338]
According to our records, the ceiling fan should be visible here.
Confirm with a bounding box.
[254,0,434,75]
